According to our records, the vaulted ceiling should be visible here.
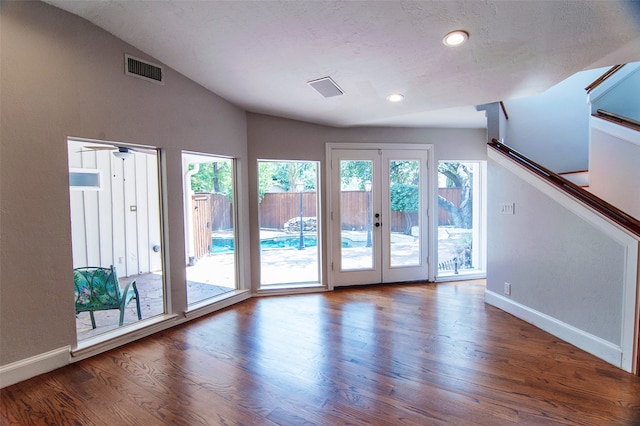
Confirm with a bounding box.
[44,0,640,128]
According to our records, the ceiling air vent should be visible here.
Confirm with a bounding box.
[307,76,343,98]
[125,54,164,85]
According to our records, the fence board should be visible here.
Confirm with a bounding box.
[259,192,317,229]
[255,189,462,233]
[192,194,212,261]
[191,193,234,261]
[438,187,462,226]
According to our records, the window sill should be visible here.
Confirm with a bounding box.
[71,314,178,361]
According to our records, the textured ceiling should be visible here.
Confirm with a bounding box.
[43,0,640,128]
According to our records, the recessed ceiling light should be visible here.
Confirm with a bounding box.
[443,30,469,47]
[387,94,404,102]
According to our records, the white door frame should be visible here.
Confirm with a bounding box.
[325,142,436,289]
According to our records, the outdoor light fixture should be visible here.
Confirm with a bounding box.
[113,149,133,160]
[442,30,469,47]
[386,93,404,102]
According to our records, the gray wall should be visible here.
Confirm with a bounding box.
[0,1,249,366]
[246,113,488,290]
[502,67,608,173]
[487,157,626,344]
[589,120,640,220]
[591,64,640,121]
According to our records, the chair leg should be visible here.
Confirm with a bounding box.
[133,283,142,320]
[89,312,96,329]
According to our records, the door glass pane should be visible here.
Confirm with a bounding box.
[68,139,164,341]
[389,159,420,267]
[339,160,373,270]
[437,162,481,276]
[183,153,237,306]
[258,160,320,286]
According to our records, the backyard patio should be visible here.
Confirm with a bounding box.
[76,228,472,340]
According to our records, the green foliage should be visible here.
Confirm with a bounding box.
[258,162,278,201]
[390,183,419,213]
[189,160,234,200]
[339,159,420,190]
[258,161,317,201]
[339,160,372,189]
[389,160,419,185]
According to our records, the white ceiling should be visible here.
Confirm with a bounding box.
[44,0,640,128]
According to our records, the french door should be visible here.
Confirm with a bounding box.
[328,145,431,287]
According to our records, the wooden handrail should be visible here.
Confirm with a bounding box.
[585,64,625,93]
[594,109,640,131]
[499,101,509,120]
[488,139,640,237]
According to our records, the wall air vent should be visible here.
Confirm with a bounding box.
[125,54,164,85]
[307,76,344,98]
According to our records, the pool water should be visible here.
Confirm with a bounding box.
[211,235,318,253]
[211,235,365,254]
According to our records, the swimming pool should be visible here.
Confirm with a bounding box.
[211,235,366,254]
[211,235,319,253]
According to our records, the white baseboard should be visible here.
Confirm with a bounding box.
[485,290,623,369]
[0,346,70,389]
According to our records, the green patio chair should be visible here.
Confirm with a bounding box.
[73,265,142,329]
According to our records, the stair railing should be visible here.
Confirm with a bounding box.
[488,139,640,237]
[594,109,640,131]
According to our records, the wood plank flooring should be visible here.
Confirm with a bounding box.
[2,280,640,425]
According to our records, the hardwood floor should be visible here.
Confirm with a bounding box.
[2,280,640,425]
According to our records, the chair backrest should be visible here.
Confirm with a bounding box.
[73,266,123,311]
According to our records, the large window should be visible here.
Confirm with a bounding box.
[182,152,238,306]
[68,139,164,341]
[257,160,321,287]
[437,161,486,278]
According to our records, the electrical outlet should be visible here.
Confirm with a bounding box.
[504,282,512,296]
[500,203,515,215]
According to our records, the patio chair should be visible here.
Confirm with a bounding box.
[73,265,142,329]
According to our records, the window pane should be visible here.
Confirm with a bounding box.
[183,153,237,306]
[258,160,320,286]
[68,139,164,341]
[389,159,420,267]
[437,161,480,276]
[339,160,373,270]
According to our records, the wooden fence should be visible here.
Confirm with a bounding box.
[437,187,462,226]
[259,192,317,229]
[259,188,462,232]
[193,188,463,258]
[192,193,233,261]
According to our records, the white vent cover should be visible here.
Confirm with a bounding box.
[307,76,343,97]
[125,54,164,85]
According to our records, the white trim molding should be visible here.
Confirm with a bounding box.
[0,346,70,389]
[485,290,623,368]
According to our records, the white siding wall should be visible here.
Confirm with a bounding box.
[68,141,161,277]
